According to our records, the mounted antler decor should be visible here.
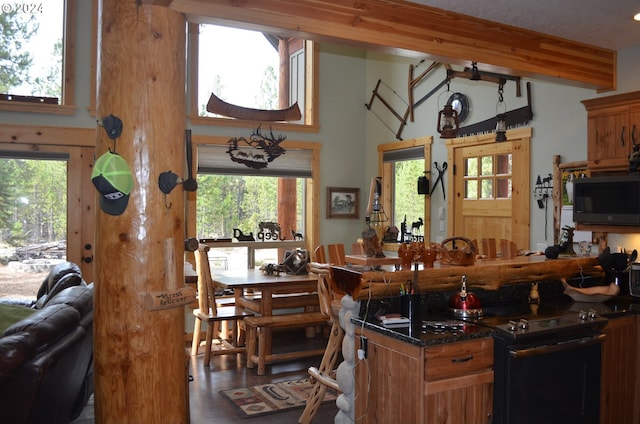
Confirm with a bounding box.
[226,126,287,169]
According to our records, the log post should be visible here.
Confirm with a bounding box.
[94,1,187,423]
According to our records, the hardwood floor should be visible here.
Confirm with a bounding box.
[74,329,340,423]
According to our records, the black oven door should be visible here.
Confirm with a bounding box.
[493,334,604,424]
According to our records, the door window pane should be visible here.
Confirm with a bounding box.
[497,154,512,175]
[0,158,67,300]
[497,177,511,199]
[481,179,493,199]
[465,157,478,177]
[466,180,478,199]
[463,153,512,200]
[481,156,493,176]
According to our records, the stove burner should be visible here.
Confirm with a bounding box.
[422,320,467,332]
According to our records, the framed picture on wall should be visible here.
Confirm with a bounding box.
[326,187,360,219]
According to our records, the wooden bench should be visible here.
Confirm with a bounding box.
[245,312,330,375]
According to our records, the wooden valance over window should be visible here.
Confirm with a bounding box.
[382,146,425,162]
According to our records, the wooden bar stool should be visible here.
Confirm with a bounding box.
[299,262,344,424]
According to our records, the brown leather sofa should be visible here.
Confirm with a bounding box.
[0,262,94,424]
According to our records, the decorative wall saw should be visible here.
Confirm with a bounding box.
[365,60,524,140]
[226,126,287,169]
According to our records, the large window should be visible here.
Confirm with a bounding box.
[196,175,304,241]
[189,22,318,129]
[0,0,76,113]
[192,137,319,270]
[196,25,281,116]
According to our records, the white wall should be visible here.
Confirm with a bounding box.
[361,46,640,250]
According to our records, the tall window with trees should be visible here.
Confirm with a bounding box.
[378,137,432,243]
[196,25,281,116]
[189,23,317,128]
[193,139,316,270]
[0,0,75,111]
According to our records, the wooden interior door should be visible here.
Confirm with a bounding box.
[447,129,531,252]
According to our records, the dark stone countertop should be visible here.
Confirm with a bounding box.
[352,315,495,347]
[351,279,640,348]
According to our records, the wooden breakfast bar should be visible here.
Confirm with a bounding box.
[333,255,604,300]
[328,255,606,423]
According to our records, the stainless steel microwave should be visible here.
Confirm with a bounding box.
[573,174,640,226]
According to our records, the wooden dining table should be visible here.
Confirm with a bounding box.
[211,269,320,356]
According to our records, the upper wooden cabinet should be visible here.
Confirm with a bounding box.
[582,91,640,172]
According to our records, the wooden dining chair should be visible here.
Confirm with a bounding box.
[500,239,519,259]
[481,238,498,259]
[299,262,344,424]
[313,245,327,263]
[327,243,346,266]
[191,244,253,367]
[351,241,365,255]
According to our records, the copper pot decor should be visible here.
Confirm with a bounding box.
[397,242,442,270]
[448,275,483,318]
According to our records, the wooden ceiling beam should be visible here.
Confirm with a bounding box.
[159,0,615,91]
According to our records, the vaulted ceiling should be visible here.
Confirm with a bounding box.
[411,0,640,51]
[152,0,630,90]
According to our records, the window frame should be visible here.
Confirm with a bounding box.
[463,153,513,200]
[186,22,319,133]
[0,123,96,281]
[377,136,432,244]
[0,0,77,115]
[187,134,320,254]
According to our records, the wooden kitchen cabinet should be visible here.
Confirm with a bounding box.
[354,328,424,424]
[600,315,638,424]
[354,326,493,424]
[424,338,494,424]
[582,90,640,172]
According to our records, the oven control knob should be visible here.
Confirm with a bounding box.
[507,320,518,331]
[578,310,590,320]
[518,319,529,330]
[587,309,598,319]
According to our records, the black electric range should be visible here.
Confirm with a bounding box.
[457,302,608,341]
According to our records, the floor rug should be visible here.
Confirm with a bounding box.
[220,377,337,418]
